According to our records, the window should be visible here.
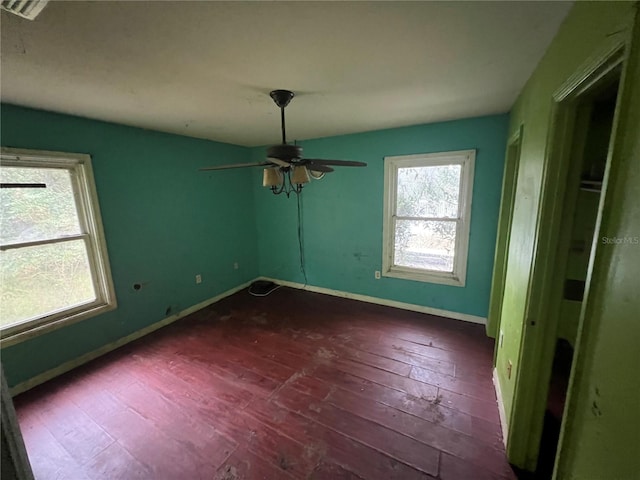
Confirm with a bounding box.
[1,148,116,344]
[382,150,475,286]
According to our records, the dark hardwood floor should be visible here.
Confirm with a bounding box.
[13,287,517,479]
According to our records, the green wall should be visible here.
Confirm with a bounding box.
[252,114,509,318]
[557,6,640,478]
[0,104,259,388]
[493,1,639,477]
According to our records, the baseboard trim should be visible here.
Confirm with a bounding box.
[10,277,486,396]
[260,277,487,325]
[493,368,509,448]
[9,279,255,397]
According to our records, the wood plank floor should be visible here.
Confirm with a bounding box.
[13,287,517,480]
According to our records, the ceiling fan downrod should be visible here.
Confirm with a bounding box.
[270,89,295,145]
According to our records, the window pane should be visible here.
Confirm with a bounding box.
[394,219,456,272]
[0,166,82,244]
[396,164,461,218]
[0,240,96,327]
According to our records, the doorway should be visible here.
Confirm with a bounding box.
[537,74,620,478]
[524,60,622,478]
[487,127,522,342]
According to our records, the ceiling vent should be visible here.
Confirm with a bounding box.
[1,0,48,20]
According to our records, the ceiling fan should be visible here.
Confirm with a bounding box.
[200,89,367,196]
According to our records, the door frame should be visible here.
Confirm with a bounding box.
[1,364,35,480]
[505,41,628,471]
[487,126,523,341]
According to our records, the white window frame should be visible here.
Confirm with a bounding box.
[382,149,475,287]
[0,147,116,346]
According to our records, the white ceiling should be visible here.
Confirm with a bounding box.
[1,1,572,147]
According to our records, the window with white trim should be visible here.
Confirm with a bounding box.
[382,150,475,286]
[0,148,116,344]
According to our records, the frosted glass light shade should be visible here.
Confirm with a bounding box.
[291,166,310,185]
[263,168,282,187]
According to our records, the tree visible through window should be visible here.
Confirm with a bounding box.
[383,150,475,286]
[0,149,116,344]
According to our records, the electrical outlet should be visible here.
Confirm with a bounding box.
[507,360,513,379]
[374,270,381,279]
[233,262,239,270]
[195,274,202,284]
[499,330,504,348]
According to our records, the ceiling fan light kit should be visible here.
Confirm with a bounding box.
[291,166,311,185]
[200,89,367,197]
[262,167,282,188]
[262,165,310,195]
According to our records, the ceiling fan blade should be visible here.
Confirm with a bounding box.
[266,157,292,168]
[1,183,46,188]
[199,162,271,171]
[302,159,367,167]
[307,164,334,173]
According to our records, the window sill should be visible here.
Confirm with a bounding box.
[383,267,466,287]
[0,301,117,348]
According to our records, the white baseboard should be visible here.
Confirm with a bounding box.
[493,367,509,448]
[9,280,254,397]
[259,277,487,325]
[11,277,487,396]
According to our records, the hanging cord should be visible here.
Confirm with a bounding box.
[297,191,308,287]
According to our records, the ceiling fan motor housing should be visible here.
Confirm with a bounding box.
[267,144,303,160]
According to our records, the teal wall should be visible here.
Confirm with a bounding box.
[252,114,509,318]
[0,105,508,389]
[0,104,259,388]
